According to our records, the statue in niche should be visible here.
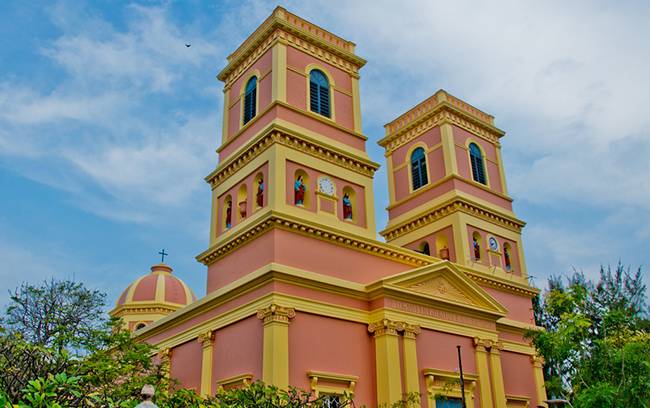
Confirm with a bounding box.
[239,199,246,219]
[256,178,264,207]
[225,200,232,229]
[473,237,481,260]
[504,246,512,271]
[294,175,306,205]
[439,246,450,261]
[342,192,353,220]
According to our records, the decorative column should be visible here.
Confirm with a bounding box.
[198,330,215,396]
[158,348,172,383]
[368,319,402,406]
[532,355,548,407]
[257,304,295,388]
[473,338,494,408]
[398,322,421,400]
[488,342,507,408]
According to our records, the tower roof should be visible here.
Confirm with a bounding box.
[114,263,197,309]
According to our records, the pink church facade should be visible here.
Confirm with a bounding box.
[122,7,548,408]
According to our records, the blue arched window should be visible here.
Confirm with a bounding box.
[243,76,257,125]
[469,143,487,185]
[410,147,428,190]
[309,70,330,117]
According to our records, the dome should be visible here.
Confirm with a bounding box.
[110,263,197,331]
[116,263,196,307]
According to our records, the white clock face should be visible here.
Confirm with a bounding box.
[318,176,335,196]
[488,237,499,251]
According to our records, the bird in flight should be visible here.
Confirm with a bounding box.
[185,44,191,48]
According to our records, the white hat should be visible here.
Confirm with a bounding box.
[141,384,155,396]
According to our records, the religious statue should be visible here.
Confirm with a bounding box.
[294,176,306,205]
[504,246,512,271]
[225,200,232,229]
[473,237,481,260]
[256,178,264,207]
[342,193,353,220]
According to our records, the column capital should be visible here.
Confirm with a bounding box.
[257,303,296,324]
[368,318,400,337]
[397,322,421,339]
[473,337,499,352]
[157,347,172,360]
[531,354,545,368]
[198,329,215,348]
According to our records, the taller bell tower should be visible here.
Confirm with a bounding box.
[380,90,529,286]
[201,7,380,292]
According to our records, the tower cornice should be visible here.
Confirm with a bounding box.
[218,7,366,86]
[378,90,505,154]
[205,121,380,189]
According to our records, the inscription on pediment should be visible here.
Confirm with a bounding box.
[406,276,472,304]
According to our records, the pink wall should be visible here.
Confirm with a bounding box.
[226,49,273,139]
[390,127,442,165]
[216,162,269,237]
[452,126,504,195]
[285,160,367,227]
[289,312,376,406]
[404,225,456,262]
[392,146,446,204]
[389,178,456,220]
[213,316,263,386]
[170,339,202,392]
[501,351,539,407]
[482,286,534,324]
[219,106,277,161]
[416,330,479,407]
[274,229,412,283]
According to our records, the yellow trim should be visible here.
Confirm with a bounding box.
[305,64,336,123]
[199,330,215,396]
[307,370,358,397]
[351,76,362,133]
[495,145,509,196]
[258,304,294,388]
[490,347,507,408]
[532,356,548,407]
[239,70,261,130]
[369,320,402,405]
[506,394,530,408]
[423,368,477,408]
[221,88,230,144]
[464,138,491,188]
[440,123,458,176]
[216,373,254,390]
[402,327,420,399]
[386,155,396,204]
[154,274,165,303]
[474,340,494,408]
[271,42,287,103]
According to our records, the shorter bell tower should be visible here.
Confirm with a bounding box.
[379,90,528,284]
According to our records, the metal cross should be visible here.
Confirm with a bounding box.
[158,249,168,263]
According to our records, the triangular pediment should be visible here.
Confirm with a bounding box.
[372,261,507,317]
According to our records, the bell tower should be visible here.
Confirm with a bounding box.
[201,7,379,292]
[380,90,529,284]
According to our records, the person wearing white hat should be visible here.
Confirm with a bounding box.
[135,384,159,408]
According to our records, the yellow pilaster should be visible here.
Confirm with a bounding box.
[489,343,507,408]
[450,212,469,266]
[272,43,287,103]
[158,348,172,384]
[270,145,286,210]
[198,330,215,397]
[440,123,458,176]
[351,76,362,133]
[221,88,230,144]
[368,319,403,406]
[386,155,396,205]
[474,338,494,408]
[532,355,548,407]
[494,144,509,196]
[399,323,421,401]
[257,304,295,388]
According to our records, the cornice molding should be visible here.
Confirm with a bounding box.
[381,197,526,241]
[379,94,505,155]
[196,211,430,268]
[218,8,365,86]
[109,303,180,317]
[206,124,379,189]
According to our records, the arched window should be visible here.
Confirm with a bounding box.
[419,242,430,256]
[135,322,146,330]
[410,147,428,190]
[309,70,330,117]
[469,143,487,185]
[243,77,257,125]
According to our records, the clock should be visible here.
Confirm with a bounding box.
[317,176,335,196]
[488,236,499,251]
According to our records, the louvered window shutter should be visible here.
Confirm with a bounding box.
[243,77,257,125]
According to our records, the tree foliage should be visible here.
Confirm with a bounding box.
[528,262,650,406]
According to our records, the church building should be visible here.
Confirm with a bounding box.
[111,7,548,408]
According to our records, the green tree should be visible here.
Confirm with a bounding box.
[528,262,649,406]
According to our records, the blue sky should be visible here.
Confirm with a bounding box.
[1,0,648,308]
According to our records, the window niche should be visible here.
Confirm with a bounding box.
[503,242,513,272]
[472,232,482,261]
[293,170,310,208]
[418,241,431,256]
[341,186,356,222]
[223,195,233,230]
[237,184,248,221]
[254,173,265,210]
[435,235,450,261]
